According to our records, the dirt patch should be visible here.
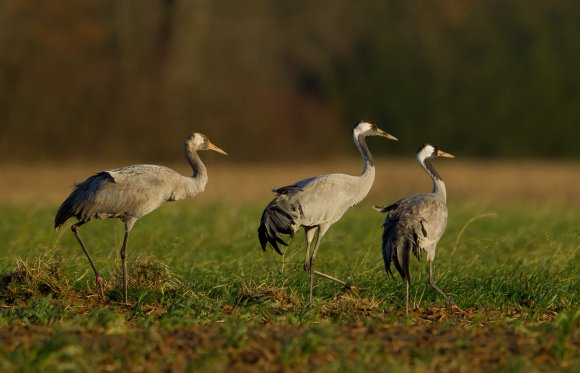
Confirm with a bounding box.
[0,320,577,372]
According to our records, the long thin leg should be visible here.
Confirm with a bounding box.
[71,222,104,297]
[427,259,453,305]
[312,270,349,286]
[120,229,130,304]
[303,227,316,272]
[308,227,323,303]
[307,224,359,303]
[405,279,410,316]
[307,225,356,302]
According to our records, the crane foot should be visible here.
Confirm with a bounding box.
[343,283,367,292]
[449,304,462,313]
[95,275,105,298]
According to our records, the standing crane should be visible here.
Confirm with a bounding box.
[258,122,398,302]
[374,143,455,315]
[54,133,227,304]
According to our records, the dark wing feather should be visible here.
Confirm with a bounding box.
[54,172,115,228]
[380,208,417,283]
[273,185,303,195]
[272,176,318,195]
[258,194,303,255]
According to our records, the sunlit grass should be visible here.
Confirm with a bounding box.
[1,202,577,318]
[0,201,578,371]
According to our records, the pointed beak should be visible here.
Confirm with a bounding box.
[208,141,228,155]
[436,149,455,158]
[375,128,398,141]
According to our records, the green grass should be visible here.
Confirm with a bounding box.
[0,201,578,371]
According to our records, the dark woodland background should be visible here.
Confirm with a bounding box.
[1,0,579,163]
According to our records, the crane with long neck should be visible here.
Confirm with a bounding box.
[375,143,455,315]
[54,132,227,304]
[258,121,398,302]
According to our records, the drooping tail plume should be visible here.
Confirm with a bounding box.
[258,196,301,255]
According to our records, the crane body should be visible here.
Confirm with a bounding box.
[55,133,226,303]
[375,144,454,315]
[258,122,398,302]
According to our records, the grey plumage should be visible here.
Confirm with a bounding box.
[375,143,455,315]
[55,133,227,304]
[259,121,398,302]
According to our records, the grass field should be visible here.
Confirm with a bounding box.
[0,161,579,371]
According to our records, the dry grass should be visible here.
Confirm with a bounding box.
[1,159,579,206]
[0,253,72,303]
[237,282,300,315]
[110,255,183,294]
[0,253,183,307]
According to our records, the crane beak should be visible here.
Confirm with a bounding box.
[376,128,398,141]
[436,149,454,158]
[208,141,228,155]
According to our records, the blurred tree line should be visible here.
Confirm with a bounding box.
[0,0,579,163]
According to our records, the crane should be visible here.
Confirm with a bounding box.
[54,132,227,304]
[374,143,455,315]
[258,121,398,302]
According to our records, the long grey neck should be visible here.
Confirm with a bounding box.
[349,133,376,205]
[422,158,447,203]
[185,146,208,194]
[354,134,375,176]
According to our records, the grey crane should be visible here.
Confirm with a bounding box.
[374,143,455,315]
[54,132,227,304]
[258,122,398,302]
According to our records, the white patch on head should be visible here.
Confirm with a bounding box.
[353,121,374,137]
[191,133,206,147]
[416,144,436,162]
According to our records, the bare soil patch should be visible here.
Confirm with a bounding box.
[1,319,577,372]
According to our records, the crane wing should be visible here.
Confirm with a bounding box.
[376,194,447,283]
[272,176,318,195]
[261,173,368,253]
[56,166,179,227]
[275,174,369,226]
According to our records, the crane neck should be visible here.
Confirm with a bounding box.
[185,145,208,194]
[422,158,447,203]
[354,133,375,176]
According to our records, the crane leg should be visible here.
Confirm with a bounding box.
[312,270,349,287]
[71,222,104,298]
[119,229,130,305]
[307,228,323,303]
[306,225,353,303]
[405,279,410,316]
[427,259,453,306]
[303,227,316,272]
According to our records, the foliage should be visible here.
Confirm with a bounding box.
[1,1,579,162]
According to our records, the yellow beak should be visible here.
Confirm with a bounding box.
[436,149,455,158]
[376,128,398,141]
[208,141,228,156]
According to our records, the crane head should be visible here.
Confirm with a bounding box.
[187,133,228,155]
[353,121,398,141]
[417,144,455,162]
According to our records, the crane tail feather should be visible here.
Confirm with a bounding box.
[382,238,396,279]
[258,196,299,256]
[54,171,114,229]
[381,218,414,285]
[54,195,76,229]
